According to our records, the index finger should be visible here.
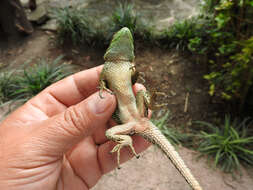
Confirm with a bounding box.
[43,65,103,107]
[4,65,104,123]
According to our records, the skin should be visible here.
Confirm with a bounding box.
[0,65,150,190]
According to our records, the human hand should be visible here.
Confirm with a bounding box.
[0,65,150,190]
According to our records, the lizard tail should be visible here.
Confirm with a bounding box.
[139,121,203,190]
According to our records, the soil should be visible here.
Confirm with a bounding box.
[1,30,253,190]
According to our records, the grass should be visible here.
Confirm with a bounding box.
[196,116,253,173]
[52,7,109,47]
[152,111,191,146]
[111,2,137,34]
[157,16,212,52]
[0,71,17,104]
[0,56,74,105]
[52,3,156,48]
[52,7,89,45]
[52,3,214,54]
[52,2,213,52]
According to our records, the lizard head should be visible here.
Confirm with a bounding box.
[104,27,135,62]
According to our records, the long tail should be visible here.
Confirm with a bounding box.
[140,121,203,190]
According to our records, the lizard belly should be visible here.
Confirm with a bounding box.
[112,83,140,123]
[105,61,140,123]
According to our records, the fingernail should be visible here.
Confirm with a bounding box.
[88,92,114,114]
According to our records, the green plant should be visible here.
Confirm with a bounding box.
[152,111,190,145]
[112,2,137,34]
[198,0,253,112]
[0,56,75,119]
[52,7,109,47]
[52,7,89,45]
[196,116,253,173]
[158,16,212,52]
[201,0,220,12]
[9,56,74,102]
[0,71,17,103]
[205,37,253,102]
[134,20,158,45]
[52,3,160,48]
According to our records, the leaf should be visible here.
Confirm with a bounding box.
[221,92,232,100]
[215,13,230,29]
[209,84,215,96]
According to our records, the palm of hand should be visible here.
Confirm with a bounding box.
[0,66,149,190]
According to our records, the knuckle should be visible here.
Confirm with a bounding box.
[63,106,93,137]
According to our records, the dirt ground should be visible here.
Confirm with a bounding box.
[1,31,253,190]
[93,146,253,190]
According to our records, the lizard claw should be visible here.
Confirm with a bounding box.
[138,72,146,83]
[99,91,105,99]
[97,86,114,98]
[97,86,104,99]
[108,90,115,95]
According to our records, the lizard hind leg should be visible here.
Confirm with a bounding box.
[136,90,151,117]
[150,92,168,109]
[136,90,167,115]
[110,135,139,169]
[105,123,140,169]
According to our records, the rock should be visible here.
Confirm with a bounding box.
[36,0,49,5]
[169,64,181,75]
[41,19,58,31]
[20,0,29,7]
[28,4,48,24]
[0,62,8,69]
[195,89,202,94]
[77,2,89,9]
[170,90,177,96]
[155,17,175,31]
[49,0,90,9]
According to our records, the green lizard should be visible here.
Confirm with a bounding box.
[99,27,203,190]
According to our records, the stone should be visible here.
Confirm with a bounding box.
[37,0,49,5]
[20,0,29,7]
[0,62,8,69]
[195,89,202,93]
[170,90,177,96]
[28,4,48,24]
[41,19,58,31]
[155,17,175,31]
[169,64,181,75]
[49,0,90,9]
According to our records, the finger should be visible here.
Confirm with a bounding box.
[25,91,116,157]
[133,83,146,95]
[3,66,104,125]
[67,134,150,188]
[92,83,147,145]
[42,65,103,107]
[66,137,101,189]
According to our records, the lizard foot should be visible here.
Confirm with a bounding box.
[110,135,140,168]
[98,86,114,99]
[138,72,146,83]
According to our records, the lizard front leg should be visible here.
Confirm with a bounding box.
[99,68,114,98]
[105,122,140,169]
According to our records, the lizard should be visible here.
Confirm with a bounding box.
[99,27,203,190]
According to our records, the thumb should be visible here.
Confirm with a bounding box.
[29,91,116,157]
